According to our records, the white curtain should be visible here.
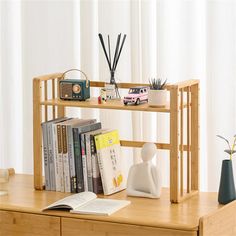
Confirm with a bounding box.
[1,0,236,191]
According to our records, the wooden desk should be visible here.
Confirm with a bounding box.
[0,174,236,236]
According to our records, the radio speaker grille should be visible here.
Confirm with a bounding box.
[61,83,73,98]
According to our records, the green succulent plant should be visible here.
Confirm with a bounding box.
[149,78,167,90]
[217,135,236,160]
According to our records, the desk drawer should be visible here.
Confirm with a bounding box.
[62,217,197,236]
[0,210,60,236]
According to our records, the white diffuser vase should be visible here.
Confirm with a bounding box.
[148,89,167,107]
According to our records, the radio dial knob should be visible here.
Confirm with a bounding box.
[72,84,81,94]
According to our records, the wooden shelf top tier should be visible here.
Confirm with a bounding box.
[41,98,171,113]
[0,174,232,233]
[37,78,199,113]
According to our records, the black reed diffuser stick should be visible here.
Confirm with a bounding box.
[98,33,111,71]
[98,33,126,98]
[114,34,126,70]
[108,35,111,67]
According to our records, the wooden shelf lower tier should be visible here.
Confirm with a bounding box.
[1,174,236,236]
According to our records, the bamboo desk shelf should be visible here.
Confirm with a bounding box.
[33,73,199,203]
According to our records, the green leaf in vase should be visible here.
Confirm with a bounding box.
[224,149,236,155]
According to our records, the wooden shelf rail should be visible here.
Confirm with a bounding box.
[33,73,199,203]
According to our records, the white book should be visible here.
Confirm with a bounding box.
[41,122,50,191]
[45,117,68,191]
[52,124,61,192]
[42,192,130,216]
[53,123,64,192]
[85,132,93,192]
[81,134,88,191]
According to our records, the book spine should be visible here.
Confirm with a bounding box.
[41,123,50,190]
[62,125,71,192]
[81,134,88,191]
[56,124,64,192]
[96,149,107,195]
[48,123,56,191]
[52,124,61,191]
[73,128,84,192]
[67,126,76,193]
[90,135,103,194]
[85,134,93,192]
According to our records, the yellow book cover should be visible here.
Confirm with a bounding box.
[95,130,126,195]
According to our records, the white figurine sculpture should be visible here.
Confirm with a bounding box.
[126,143,161,198]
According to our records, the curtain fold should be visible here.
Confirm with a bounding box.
[1,0,236,191]
[0,1,23,172]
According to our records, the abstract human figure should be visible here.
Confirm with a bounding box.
[126,143,161,198]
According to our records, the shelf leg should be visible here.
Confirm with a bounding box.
[57,77,65,118]
[170,86,179,203]
[187,86,191,193]
[33,79,43,190]
[191,83,200,191]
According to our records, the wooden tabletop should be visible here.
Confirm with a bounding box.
[0,174,224,232]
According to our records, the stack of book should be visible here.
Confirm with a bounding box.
[41,118,126,195]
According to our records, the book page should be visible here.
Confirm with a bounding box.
[70,198,130,216]
[43,191,97,210]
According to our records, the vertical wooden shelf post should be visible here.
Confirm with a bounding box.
[191,83,200,191]
[57,77,65,117]
[170,85,179,203]
[33,78,43,190]
[187,86,191,193]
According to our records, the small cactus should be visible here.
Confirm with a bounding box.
[149,78,167,90]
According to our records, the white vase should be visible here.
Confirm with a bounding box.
[148,89,167,107]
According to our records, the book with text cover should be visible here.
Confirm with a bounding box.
[81,133,88,191]
[53,123,64,192]
[42,117,68,191]
[42,192,130,216]
[94,130,126,195]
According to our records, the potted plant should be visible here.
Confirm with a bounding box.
[217,135,236,204]
[148,78,167,107]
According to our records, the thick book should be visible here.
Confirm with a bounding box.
[42,192,130,216]
[73,122,102,193]
[95,130,126,195]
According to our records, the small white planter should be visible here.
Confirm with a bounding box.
[148,89,167,107]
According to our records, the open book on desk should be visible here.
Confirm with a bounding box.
[42,191,130,216]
